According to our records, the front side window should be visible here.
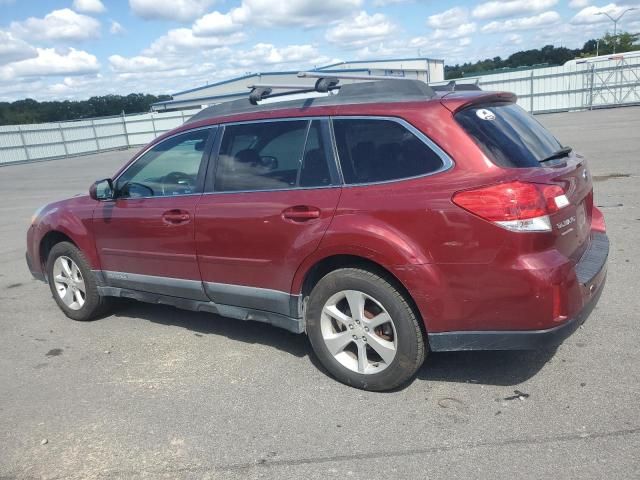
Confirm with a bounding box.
[214,119,333,192]
[332,118,445,184]
[116,128,211,198]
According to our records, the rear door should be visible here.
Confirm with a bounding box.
[455,103,593,261]
[195,118,341,313]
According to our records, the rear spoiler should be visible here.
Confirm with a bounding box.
[439,91,517,114]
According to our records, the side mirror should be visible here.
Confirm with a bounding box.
[89,178,114,201]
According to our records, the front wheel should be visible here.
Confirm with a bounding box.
[306,268,426,391]
[46,242,111,321]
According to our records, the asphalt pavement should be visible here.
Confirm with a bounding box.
[1,106,639,479]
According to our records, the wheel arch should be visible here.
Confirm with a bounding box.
[298,254,427,336]
[39,231,78,274]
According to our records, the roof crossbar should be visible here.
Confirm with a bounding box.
[247,77,341,104]
[239,72,460,106]
[298,71,404,82]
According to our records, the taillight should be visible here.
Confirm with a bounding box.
[452,181,569,232]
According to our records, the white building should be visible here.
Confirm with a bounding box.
[151,57,445,111]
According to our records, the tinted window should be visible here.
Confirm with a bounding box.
[455,103,562,168]
[299,120,332,187]
[116,128,210,198]
[332,119,444,184]
[214,120,333,192]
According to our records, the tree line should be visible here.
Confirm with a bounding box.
[0,93,171,126]
[445,32,639,79]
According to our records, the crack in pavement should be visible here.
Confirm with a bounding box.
[12,426,637,479]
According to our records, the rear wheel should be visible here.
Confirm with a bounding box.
[46,242,111,321]
[306,268,426,391]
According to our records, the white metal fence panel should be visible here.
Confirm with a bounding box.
[435,53,640,114]
[0,110,191,165]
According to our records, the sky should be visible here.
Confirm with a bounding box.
[1,0,639,101]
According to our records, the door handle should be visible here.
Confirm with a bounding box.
[282,206,321,222]
[162,209,191,225]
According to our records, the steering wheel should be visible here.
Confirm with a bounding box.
[162,171,192,196]
[119,181,154,198]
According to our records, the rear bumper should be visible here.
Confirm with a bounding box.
[428,232,609,352]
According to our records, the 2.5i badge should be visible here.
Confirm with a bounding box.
[476,109,496,121]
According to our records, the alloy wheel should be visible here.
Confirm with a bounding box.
[320,290,398,374]
[52,256,86,310]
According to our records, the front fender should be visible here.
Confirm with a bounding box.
[31,196,100,271]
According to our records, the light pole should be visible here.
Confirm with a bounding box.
[595,7,638,54]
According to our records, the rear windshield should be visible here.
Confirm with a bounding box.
[455,103,562,168]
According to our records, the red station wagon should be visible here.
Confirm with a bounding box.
[26,77,609,390]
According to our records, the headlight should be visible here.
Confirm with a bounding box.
[31,205,47,225]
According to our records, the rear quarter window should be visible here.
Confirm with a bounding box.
[332,118,445,184]
[455,103,562,168]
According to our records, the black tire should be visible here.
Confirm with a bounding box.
[46,241,111,321]
[306,268,426,391]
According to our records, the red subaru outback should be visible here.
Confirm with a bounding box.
[26,79,608,391]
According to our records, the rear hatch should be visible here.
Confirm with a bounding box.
[452,100,593,262]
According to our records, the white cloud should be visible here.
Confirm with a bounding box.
[473,0,558,20]
[240,0,363,27]
[193,11,244,36]
[570,4,640,24]
[373,0,411,5]
[0,48,100,81]
[507,33,523,44]
[145,28,246,57]
[569,0,591,8]
[482,11,561,32]
[325,11,396,48]
[109,21,125,35]
[228,43,325,68]
[0,30,38,66]
[432,22,477,39]
[129,0,214,22]
[427,7,469,29]
[72,0,106,14]
[10,9,101,42]
[109,54,170,73]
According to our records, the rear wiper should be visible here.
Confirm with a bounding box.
[539,146,572,163]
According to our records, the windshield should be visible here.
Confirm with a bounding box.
[455,103,563,168]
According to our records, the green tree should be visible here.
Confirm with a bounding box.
[0,93,171,126]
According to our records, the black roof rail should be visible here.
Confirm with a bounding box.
[431,79,482,92]
[186,76,438,124]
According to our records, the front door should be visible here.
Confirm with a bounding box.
[93,127,215,300]
[195,119,341,314]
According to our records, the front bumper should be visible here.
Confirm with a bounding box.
[26,251,46,282]
[428,232,609,352]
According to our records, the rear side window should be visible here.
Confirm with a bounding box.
[332,118,445,184]
[455,103,562,168]
[214,120,334,192]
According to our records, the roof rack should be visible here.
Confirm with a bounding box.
[246,71,450,104]
[247,78,340,105]
[187,74,457,124]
